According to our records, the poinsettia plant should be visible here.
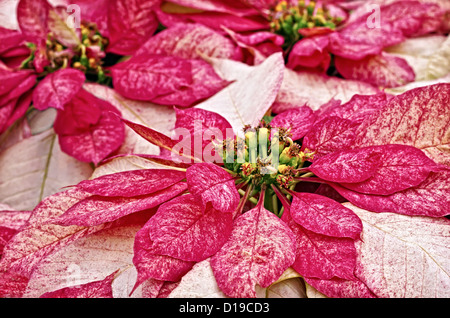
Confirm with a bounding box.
[1,53,448,298]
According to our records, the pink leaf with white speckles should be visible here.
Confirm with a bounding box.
[335,52,415,88]
[302,116,360,159]
[330,170,450,217]
[106,0,159,55]
[135,23,238,60]
[147,194,233,262]
[55,182,188,227]
[32,68,85,110]
[281,208,357,281]
[17,0,49,43]
[40,270,118,298]
[186,163,239,213]
[53,89,125,165]
[354,83,450,166]
[270,106,316,141]
[210,195,296,298]
[76,169,186,197]
[132,220,195,291]
[290,192,362,240]
[304,277,376,298]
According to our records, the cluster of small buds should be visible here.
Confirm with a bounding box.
[221,121,313,190]
[269,0,343,49]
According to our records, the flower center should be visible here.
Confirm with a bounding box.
[268,0,341,50]
[219,121,314,191]
[20,22,110,84]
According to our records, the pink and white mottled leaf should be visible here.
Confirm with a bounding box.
[111,54,192,101]
[135,23,238,60]
[210,196,296,298]
[0,270,29,298]
[133,220,195,290]
[32,68,85,110]
[311,144,441,195]
[290,192,362,239]
[304,277,376,298]
[282,208,357,281]
[346,203,450,297]
[147,194,233,262]
[355,83,450,166]
[55,182,187,226]
[77,168,186,197]
[269,106,316,140]
[302,116,360,159]
[186,163,239,213]
[287,35,330,71]
[40,270,117,298]
[17,0,49,42]
[53,89,125,165]
[330,170,450,217]
[0,188,111,278]
[335,52,415,88]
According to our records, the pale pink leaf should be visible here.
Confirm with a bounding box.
[196,52,284,134]
[346,203,450,298]
[335,52,415,88]
[273,68,379,113]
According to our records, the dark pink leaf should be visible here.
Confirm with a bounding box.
[329,21,404,60]
[147,194,233,262]
[111,54,192,101]
[32,68,85,110]
[106,0,159,55]
[55,182,188,226]
[133,220,195,290]
[17,0,50,43]
[335,52,415,88]
[210,196,296,298]
[311,144,440,195]
[175,108,233,160]
[270,106,316,141]
[0,68,32,97]
[330,170,450,217]
[135,23,238,60]
[53,89,125,165]
[287,35,330,71]
[315,92,388,124]
[354,83,450,166]
[186,163,239,213]
[40,270,118,298]
[339,145,440,195]
[0,270,29,298]
[302,117,359,160]
[77,168,186,197]
[282,208,357,281]
[290,192,362,239]
[308,146,383,183]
